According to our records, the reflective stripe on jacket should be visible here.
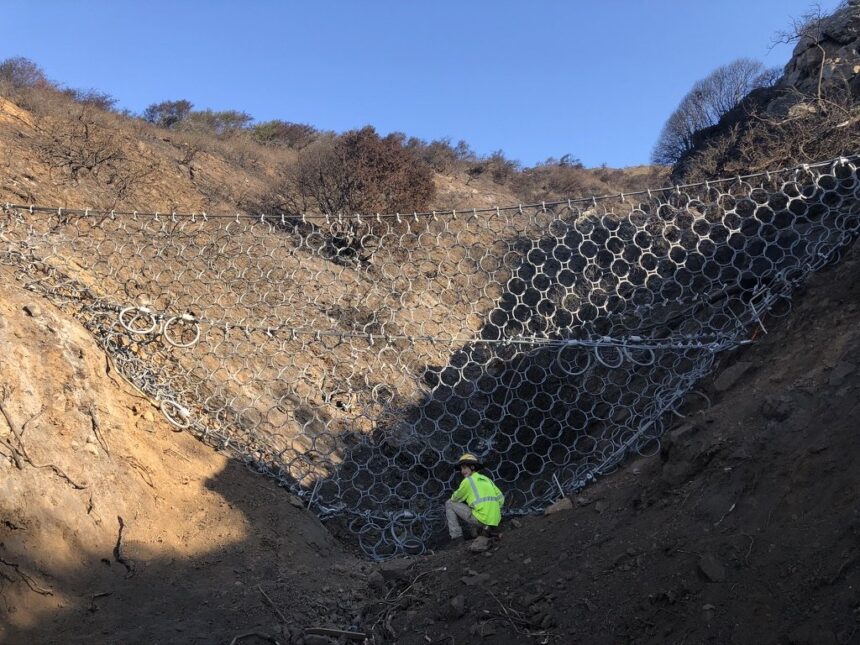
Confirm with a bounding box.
[450,472,504,526]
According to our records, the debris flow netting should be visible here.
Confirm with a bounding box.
[1,158,858,558]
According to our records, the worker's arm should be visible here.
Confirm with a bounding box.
[495,482,505,508]
[450,479,469,503]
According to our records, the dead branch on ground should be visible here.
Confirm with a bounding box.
[113,516,135,577]
[257,584,288,624]
[0,557,53,596]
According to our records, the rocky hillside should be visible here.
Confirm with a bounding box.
[2,197,857,644]
[674,0,860,182]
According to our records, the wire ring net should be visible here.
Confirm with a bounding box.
[1,157,858,559]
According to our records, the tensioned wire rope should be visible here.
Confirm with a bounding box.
[5,155,857,221]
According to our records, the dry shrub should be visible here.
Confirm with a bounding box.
[676,89,859,182]
[27,97,157,207]
[513,161,607,203]
[465,150,520,185]
[251,120,319,149]
[261,126,436,264]
[269,126,435,217]
[406,137,476,173]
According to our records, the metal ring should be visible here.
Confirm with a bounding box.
[119,306,159,335]
[593,345,624,369]
[163,315,201,348]
[555,345,592,376]
[622,346,656,366]
[160,399,191,430]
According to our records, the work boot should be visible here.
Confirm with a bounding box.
[480,525,501,541]
[468,536,490,553]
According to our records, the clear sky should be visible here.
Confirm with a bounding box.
[1,1,844,168]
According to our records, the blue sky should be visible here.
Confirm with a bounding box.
[1,1,844,168]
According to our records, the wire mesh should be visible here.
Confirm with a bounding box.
[1,157,858,558]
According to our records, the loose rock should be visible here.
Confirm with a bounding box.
[468,536,490,553]
[367,570,386,594]
[460,572,489,586]
[379,558,413,582]
[449,594,466,618]
[544,498,573,515]
[698,553,726,582]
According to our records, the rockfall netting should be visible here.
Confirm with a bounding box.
[1,156,858,558]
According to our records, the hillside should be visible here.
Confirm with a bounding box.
[1,2,859,644]
[0,267,369,644]
[2,183,857,643]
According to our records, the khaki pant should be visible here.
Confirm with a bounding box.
[445,499,481,538]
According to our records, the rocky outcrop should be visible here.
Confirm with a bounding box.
[673,1,860,181]
[768,0,860,116]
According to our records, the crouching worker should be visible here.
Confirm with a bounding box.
[445,453,504,545]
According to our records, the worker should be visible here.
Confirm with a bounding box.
[445,453,504,545]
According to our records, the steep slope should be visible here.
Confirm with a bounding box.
[2,239,857,642]
[0,4,857,643]
[673,1,860,182]
[0,94,523,215]
[0,268,370,644]
[357,241,860,645]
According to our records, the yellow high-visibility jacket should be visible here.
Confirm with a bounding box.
[451,472,504,526]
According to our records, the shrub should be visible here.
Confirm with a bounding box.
[513,158,606,203]
[251,120,318,148]
[0,57,50,90]
[143,99,193,129]
[466,150,520,185]
[62,88,117,111]
[274,126,435,217]
[265,126,436,264]
[183,109,253,137]
[405,137,476,173]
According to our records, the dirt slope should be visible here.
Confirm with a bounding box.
[0,95,521,215]
[358,242,859,645]
[0,267,371,644]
